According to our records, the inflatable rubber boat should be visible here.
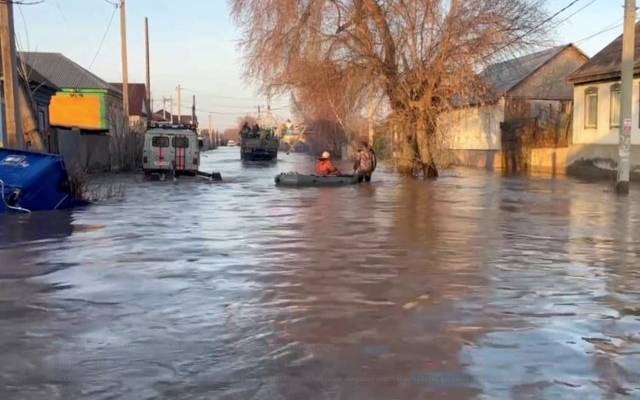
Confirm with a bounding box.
[275,172,360,187]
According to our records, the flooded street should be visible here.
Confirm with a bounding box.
[1,147,639,399]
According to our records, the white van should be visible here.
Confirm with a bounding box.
[143,126,200,176]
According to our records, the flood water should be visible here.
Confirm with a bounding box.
[1,147,639,399]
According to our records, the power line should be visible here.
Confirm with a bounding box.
[180,87,278,102]
[554,0,599,26]
[16,4,29,52]
[575,21,626,44]
[174,104,288,116]
[87,1,118,70]
[0,1,46,5]
[490,0,586,57]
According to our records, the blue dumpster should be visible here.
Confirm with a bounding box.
[0,149,77,213]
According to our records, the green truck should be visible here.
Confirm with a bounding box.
[240,128,279,161]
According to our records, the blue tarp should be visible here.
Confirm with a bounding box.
[0,149,76,213]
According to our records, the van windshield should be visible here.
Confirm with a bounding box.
[152,136,170,148]
[172,137,189,148]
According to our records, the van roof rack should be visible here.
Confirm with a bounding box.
[148,121,197,131]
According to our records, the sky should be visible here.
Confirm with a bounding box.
[14,0,627,130]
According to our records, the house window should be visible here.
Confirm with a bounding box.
[610,84,621,128]
[585,87,598,129]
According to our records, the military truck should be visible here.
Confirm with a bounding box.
[240,127,279,161]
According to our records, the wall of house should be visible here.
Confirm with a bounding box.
[441,98,505,151]
[509,47,588,100]
[569,80,640,177]
[572,80,640,146]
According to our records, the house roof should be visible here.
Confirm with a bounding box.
[110,83,148,117]
[19,52,119,93]
[0,61,59,91]
[481,45,577,96]
[569,22,640,84]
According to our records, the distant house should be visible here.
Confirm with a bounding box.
[110,82,148,126]
[568,23,640,178]
[19,52,122,171]
[443,44,589,171]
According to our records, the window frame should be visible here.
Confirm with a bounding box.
[584,87,598,129]
[151,136,170,148]
[610,84,621,128]
[172,136,190,148]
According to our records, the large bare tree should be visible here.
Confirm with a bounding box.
[231,0,548,177]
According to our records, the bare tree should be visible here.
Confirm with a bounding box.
[109,106,143,172]
[231,0,548,177]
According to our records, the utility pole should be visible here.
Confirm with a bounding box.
[192,94,196,127]
[169,97,174,123]
[119,0,130,118]
[162,97,167,121]
[177,84,182,124]
[208,113,215,148]
[617,0,636,194]
[0,1,24,149]
[144,17,151,121]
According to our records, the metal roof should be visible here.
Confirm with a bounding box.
[19,52,120,93]
[481,46,570,96]
[569,22,640,84]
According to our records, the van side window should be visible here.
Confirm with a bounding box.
[152,136,170,147]
[172,137,189,148]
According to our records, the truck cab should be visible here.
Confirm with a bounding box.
[143,124,200,176]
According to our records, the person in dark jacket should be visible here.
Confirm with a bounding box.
[353,141,377,182]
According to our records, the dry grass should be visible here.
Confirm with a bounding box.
[109,109,144,172]
[67,167,125,203]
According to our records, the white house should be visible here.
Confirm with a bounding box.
[568,23,640,177]
[443,44,589,171]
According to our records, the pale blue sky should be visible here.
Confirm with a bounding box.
[15,0,626,129]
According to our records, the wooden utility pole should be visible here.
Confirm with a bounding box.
[617,0,636,195]
[0,1,24,149]
[119,0,130,118]
[177,84,182,124]
[162,97,167,121]
[191,94,196,126]
[144,17,151,121]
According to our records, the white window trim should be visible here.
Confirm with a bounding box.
[610,84,621,128]
[585,87,598,129]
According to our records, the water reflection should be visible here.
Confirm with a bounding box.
[0,148,638,399]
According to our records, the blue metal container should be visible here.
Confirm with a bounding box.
[0,149,76,213]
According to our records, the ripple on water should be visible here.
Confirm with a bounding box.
[0,150,639,399]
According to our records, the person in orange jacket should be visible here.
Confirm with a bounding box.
[315,151,341,176]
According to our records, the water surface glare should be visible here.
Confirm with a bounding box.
[1,147,639,399]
